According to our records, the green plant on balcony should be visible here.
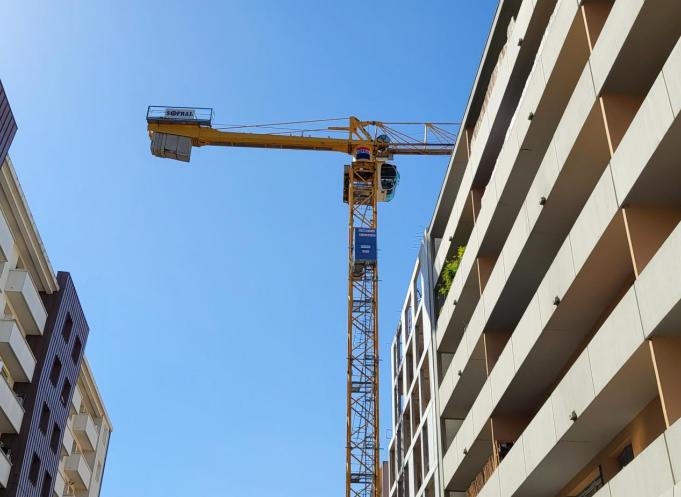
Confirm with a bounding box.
[437,245,466,296]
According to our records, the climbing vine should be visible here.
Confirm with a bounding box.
[437,245,466,296]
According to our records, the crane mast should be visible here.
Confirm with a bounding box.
[146,107,455,497]
[346,159,380,497]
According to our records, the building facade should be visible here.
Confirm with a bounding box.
[387,254,440,497]
[0,155,60,493]
[53,358,111,497]
[388,1,681,497]
[0,271,90,497]
[0,82,111,497]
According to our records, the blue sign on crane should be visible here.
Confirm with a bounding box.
[354,228,377,262]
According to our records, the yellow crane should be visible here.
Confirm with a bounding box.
[146,106,455,497]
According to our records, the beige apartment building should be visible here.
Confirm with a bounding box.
[54,358,111,497]
[388,1,681,497]
[0,156,112,497]
[0,157,58,489]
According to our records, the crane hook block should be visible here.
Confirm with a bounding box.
[150,132,192,163]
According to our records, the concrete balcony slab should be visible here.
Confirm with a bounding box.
[53,470,65,497]
[0,376,23,433]
[0,449,10,488]
[64,453,91,491]
[70,385,82,415]
[4,269,46,335]
[62,425,74,456]
[72,413,98,452]
[0,319,35,382]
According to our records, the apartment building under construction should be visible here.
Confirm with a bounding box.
[388,1,681,497]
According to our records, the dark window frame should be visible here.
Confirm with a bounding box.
[71,336,83,364]
[38,402,50,434]
[60,378,71,406]
[49,357,62,387]
[40,471,52,497]
[49,423,61,454]
[28,453,40,485]
[61,314,73,343]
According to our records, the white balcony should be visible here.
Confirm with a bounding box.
[4,270,47,335]
[72,413,98,452]
[53,469,65,497]
[62,425,74,456]
[0,448,10,488]
[0,375,23,433]
[70,385,82,415]
[0,319,36,382]
[64,453,91,491]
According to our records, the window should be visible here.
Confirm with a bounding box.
[404,461,410,497]
[50,423,61,454]
[416,270,424,307]
[60,378,71,406]
[71,336,82,364]
[61,314,73,343]
[40,471,52,497]
[618,444,634,469]
[38,402,50,434]
[28,453,40,485]
[49,358,62,387]
[422,423,429,472]
[405,304,413,335]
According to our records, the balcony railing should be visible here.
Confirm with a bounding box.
[574,474,605,497]
[0,374,24,434]
[0,320,36,382]
[0,443,10,489]
[54,470,66,497]
[64,453,91,490]
[62,426,74,456]
[466,441,514,497]
[72,413,98,452]
[4,270,47,336]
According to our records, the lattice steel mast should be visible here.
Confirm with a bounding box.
[346,160,380,497]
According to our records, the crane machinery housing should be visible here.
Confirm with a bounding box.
[145,106,455,497]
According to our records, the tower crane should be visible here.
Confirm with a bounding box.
[145,106,455,497]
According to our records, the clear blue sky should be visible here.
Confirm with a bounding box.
[1,2,496,496]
